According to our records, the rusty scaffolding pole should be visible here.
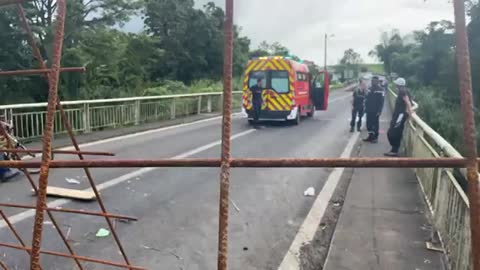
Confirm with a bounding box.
[0,0,478,269]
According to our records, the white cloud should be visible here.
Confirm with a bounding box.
[196,0,454,64]
[126,0,454,65]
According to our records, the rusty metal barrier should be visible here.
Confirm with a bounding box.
[0,0,478,269]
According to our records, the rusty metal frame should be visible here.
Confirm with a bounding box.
[0,0,478,269]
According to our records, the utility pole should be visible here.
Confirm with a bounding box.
[324,33,327,70]
[324,33,334,71]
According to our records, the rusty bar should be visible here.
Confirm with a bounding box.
[16,4,48,73]
[0,124,38,190]
[55,100,134,267]
[17,2,132,267]
[0,148,115,156]
[0,67,85,77]
[0,157,478,168]
[0,210,43,270]
[0,243,146,270]
[0,203,137,221]
[29,0,67,268]
[0,108,83,270]
[217,0,234,269]
[0,260,7,270]
[453,0,480,268]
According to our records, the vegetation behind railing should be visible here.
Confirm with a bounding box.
[0,92,243,140]
[387,88,472,270]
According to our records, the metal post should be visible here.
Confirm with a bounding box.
[217,0,233,269]
[198,96,202,115]
[207,96,212,113]
[218,94,223,113]
[134,100,141,125]
[170,98,176,120]
[453,0,480,269]
[29,0,66,268]
[83,103,91,133]
[324,33,327,70]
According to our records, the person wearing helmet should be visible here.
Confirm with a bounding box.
[385,77,415,157]
[363,75,385,143]
[350,78,368,132]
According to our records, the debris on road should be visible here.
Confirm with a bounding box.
[96,228,110,238]
[304,187,315,197]
[65,225,72,240]
[65,178,80,185]
[33,186,97,201]
[230,198,240,212]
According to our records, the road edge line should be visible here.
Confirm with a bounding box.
[277,132,360,270]
[1,128,255,229]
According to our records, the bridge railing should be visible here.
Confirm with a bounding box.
[0,92,243,140]
[387,88,472,270]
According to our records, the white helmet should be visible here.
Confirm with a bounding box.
[394,77,406,87]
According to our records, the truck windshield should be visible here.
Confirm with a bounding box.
[247,70,290,93]
[271,71,289,93]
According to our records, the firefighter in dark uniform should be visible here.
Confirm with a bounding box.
[250,78,264,128]
[385,78,414,156]
[363,76,385,143]
[350,78,367,132]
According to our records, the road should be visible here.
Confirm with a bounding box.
[0,89,356,270]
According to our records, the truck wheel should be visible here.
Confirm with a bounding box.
[307,106,315,118]
[293,108,301,125]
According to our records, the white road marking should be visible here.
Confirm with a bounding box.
[277,132,360,270]
[23,113,242,160]
[1,128,255,229]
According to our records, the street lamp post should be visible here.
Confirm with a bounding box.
[324,33,334,71]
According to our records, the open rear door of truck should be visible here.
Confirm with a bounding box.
[311,70,330,111]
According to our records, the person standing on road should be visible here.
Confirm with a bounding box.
[363,76,385,143]
[385,78,415,156]
[350,78,368,132]
[250,78,264,129]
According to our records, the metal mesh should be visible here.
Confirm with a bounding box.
[0,0,478,269]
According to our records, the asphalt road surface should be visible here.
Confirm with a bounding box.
[0,89,356,270]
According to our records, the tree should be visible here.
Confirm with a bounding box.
[337,48,363,80]
[369,29,404,75]
[250,41,291,58]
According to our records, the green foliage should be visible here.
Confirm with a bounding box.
[0,0,252,105]
[373,5,480,153]
[336,48,363,81]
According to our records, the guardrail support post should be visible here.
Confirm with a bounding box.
[83,103,91,133]
[218,94,223,113]
[207,96,212,113]
[171,98,176,120]
[134,100,141,125]
[198,96,202,115]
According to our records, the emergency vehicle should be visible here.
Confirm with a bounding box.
[242,56,330,125]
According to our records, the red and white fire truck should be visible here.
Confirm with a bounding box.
[242,56,330,125]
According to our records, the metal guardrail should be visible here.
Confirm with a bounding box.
[387,88,472,270]
[0,92,243,140]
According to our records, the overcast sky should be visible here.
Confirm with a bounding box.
[124,0,454,64]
